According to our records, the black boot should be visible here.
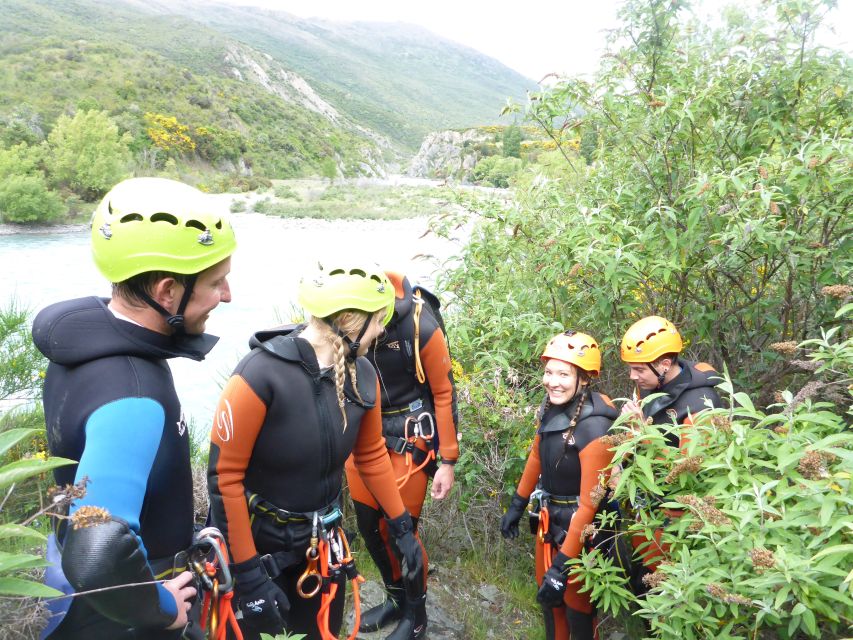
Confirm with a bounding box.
[359,581,405,632]
[385,594,427,640]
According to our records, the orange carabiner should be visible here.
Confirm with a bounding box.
[297,544,323,598]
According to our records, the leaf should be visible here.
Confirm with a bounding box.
[733,392,754,413]
[0,457,76,491]
[0,524,47,542]
[0,428,40,458]
[0,551,48,573]
[812,544,853,561]
[0,577,62,598]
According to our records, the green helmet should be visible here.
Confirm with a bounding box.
[298,264,395,325]
[91,177,237,283]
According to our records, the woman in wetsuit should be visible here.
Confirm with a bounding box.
[207,264,422,640]
[499,331,617,640]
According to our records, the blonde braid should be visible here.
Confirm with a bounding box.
[346,361,364,404]
[327,332,349,431]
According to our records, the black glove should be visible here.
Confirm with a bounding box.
[537,551,570,608]
[387,511,424,596]
[500,493,528,540]
[232,555,290,635]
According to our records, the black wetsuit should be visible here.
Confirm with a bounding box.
[32,296,217,639]
[207,325,406,640]
[639,359,723,446]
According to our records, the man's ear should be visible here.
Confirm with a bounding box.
[148,277,179,310]
[657,357,674,370]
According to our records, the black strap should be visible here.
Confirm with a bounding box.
[384,435,432,467]
[138,273,198,334]
[259,549,305,580]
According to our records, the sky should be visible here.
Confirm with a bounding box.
[223,0,852,82]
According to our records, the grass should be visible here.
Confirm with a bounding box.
[233,179,464,221]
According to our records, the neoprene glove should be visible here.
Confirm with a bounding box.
[500,492,528,540]
[232,555,290,635]
[387,511,424,595]
[537,551,570,608]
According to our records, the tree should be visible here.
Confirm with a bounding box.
[0,174,64,224]
[47,110,131,200]
[320,157,337,184]
[502,125,522,158]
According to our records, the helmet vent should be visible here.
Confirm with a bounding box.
[185,219,207,232]
[119,213,143,223]
[150,212,179,225]
[349,269,367,277]
[329,269,345,276]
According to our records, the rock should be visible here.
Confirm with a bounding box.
[478,584,501,604]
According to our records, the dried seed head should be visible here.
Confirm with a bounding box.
[600,432,632,448]
[590,484,607,508]
[749,547,775,569]
[568,263,582,277]
[807,157,819,169]
[664,456,703,483]
[769,201,780,215]
[808,241,826,249]
[642,571,667,589]
[790,381,824,410]
[790,359,820,371]
[70,506,111,530]
[798,450,829,479]
[821,284,852,299]
[581,524,598,542]
[769,341,798,356]
[706,583,752,605]
[758,166,768,179]
[710,415,732,432]
[773,425,789,435]
[698,182,711,194]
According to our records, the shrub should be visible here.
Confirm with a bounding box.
[0,174,64,224]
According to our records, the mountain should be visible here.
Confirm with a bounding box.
[128,1,535,150]
[0,0,534,179]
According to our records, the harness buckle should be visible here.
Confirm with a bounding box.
[391,436,409,455]
[408,398,424,412]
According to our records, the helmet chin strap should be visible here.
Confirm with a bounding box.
[139,274,197,335]
[323,315,371,360]
[646,356,675,389]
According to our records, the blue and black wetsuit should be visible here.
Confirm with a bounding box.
[32,296,218,639]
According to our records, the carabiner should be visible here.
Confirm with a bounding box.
[297,544,322,598]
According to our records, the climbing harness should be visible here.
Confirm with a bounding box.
[250,500,364,640]
[310,515,365,640]
[180,527,243,640]
[530,490,579,576]
[392,411,436,489]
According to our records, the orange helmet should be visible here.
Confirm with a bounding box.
[620,316,682,363]
[541,330,601,377]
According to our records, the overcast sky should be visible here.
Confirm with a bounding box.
[225,0,851,82]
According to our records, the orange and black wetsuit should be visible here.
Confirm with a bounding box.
[208,325,406,640]
[345,273,458,632]
[513,392,617,640]
[631,359,723,583]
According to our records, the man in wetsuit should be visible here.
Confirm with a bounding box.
[618,315,723,589]
[346,272,459,640]
[619,315,722,442]
[33,177,236,639]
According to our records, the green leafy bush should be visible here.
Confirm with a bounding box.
[47,110,131,200]
[0,174,64,224]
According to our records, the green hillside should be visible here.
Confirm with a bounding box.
[0,0,384,181]
[118,0,535,150]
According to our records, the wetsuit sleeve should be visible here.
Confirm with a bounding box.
[352,378,406,519]
[420,329,459,462]
[62,397,177,628]
[515,434,542,498]
[208,375,268,564]
[559,436,613,559]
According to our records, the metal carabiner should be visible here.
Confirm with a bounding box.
[414,411,435,440]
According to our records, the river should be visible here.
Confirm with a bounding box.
[0,207,461,437]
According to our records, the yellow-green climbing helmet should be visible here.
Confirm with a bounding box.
[91,177,237,283]
[298,264,395,325]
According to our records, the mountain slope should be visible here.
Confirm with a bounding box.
[116,0,535,150]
